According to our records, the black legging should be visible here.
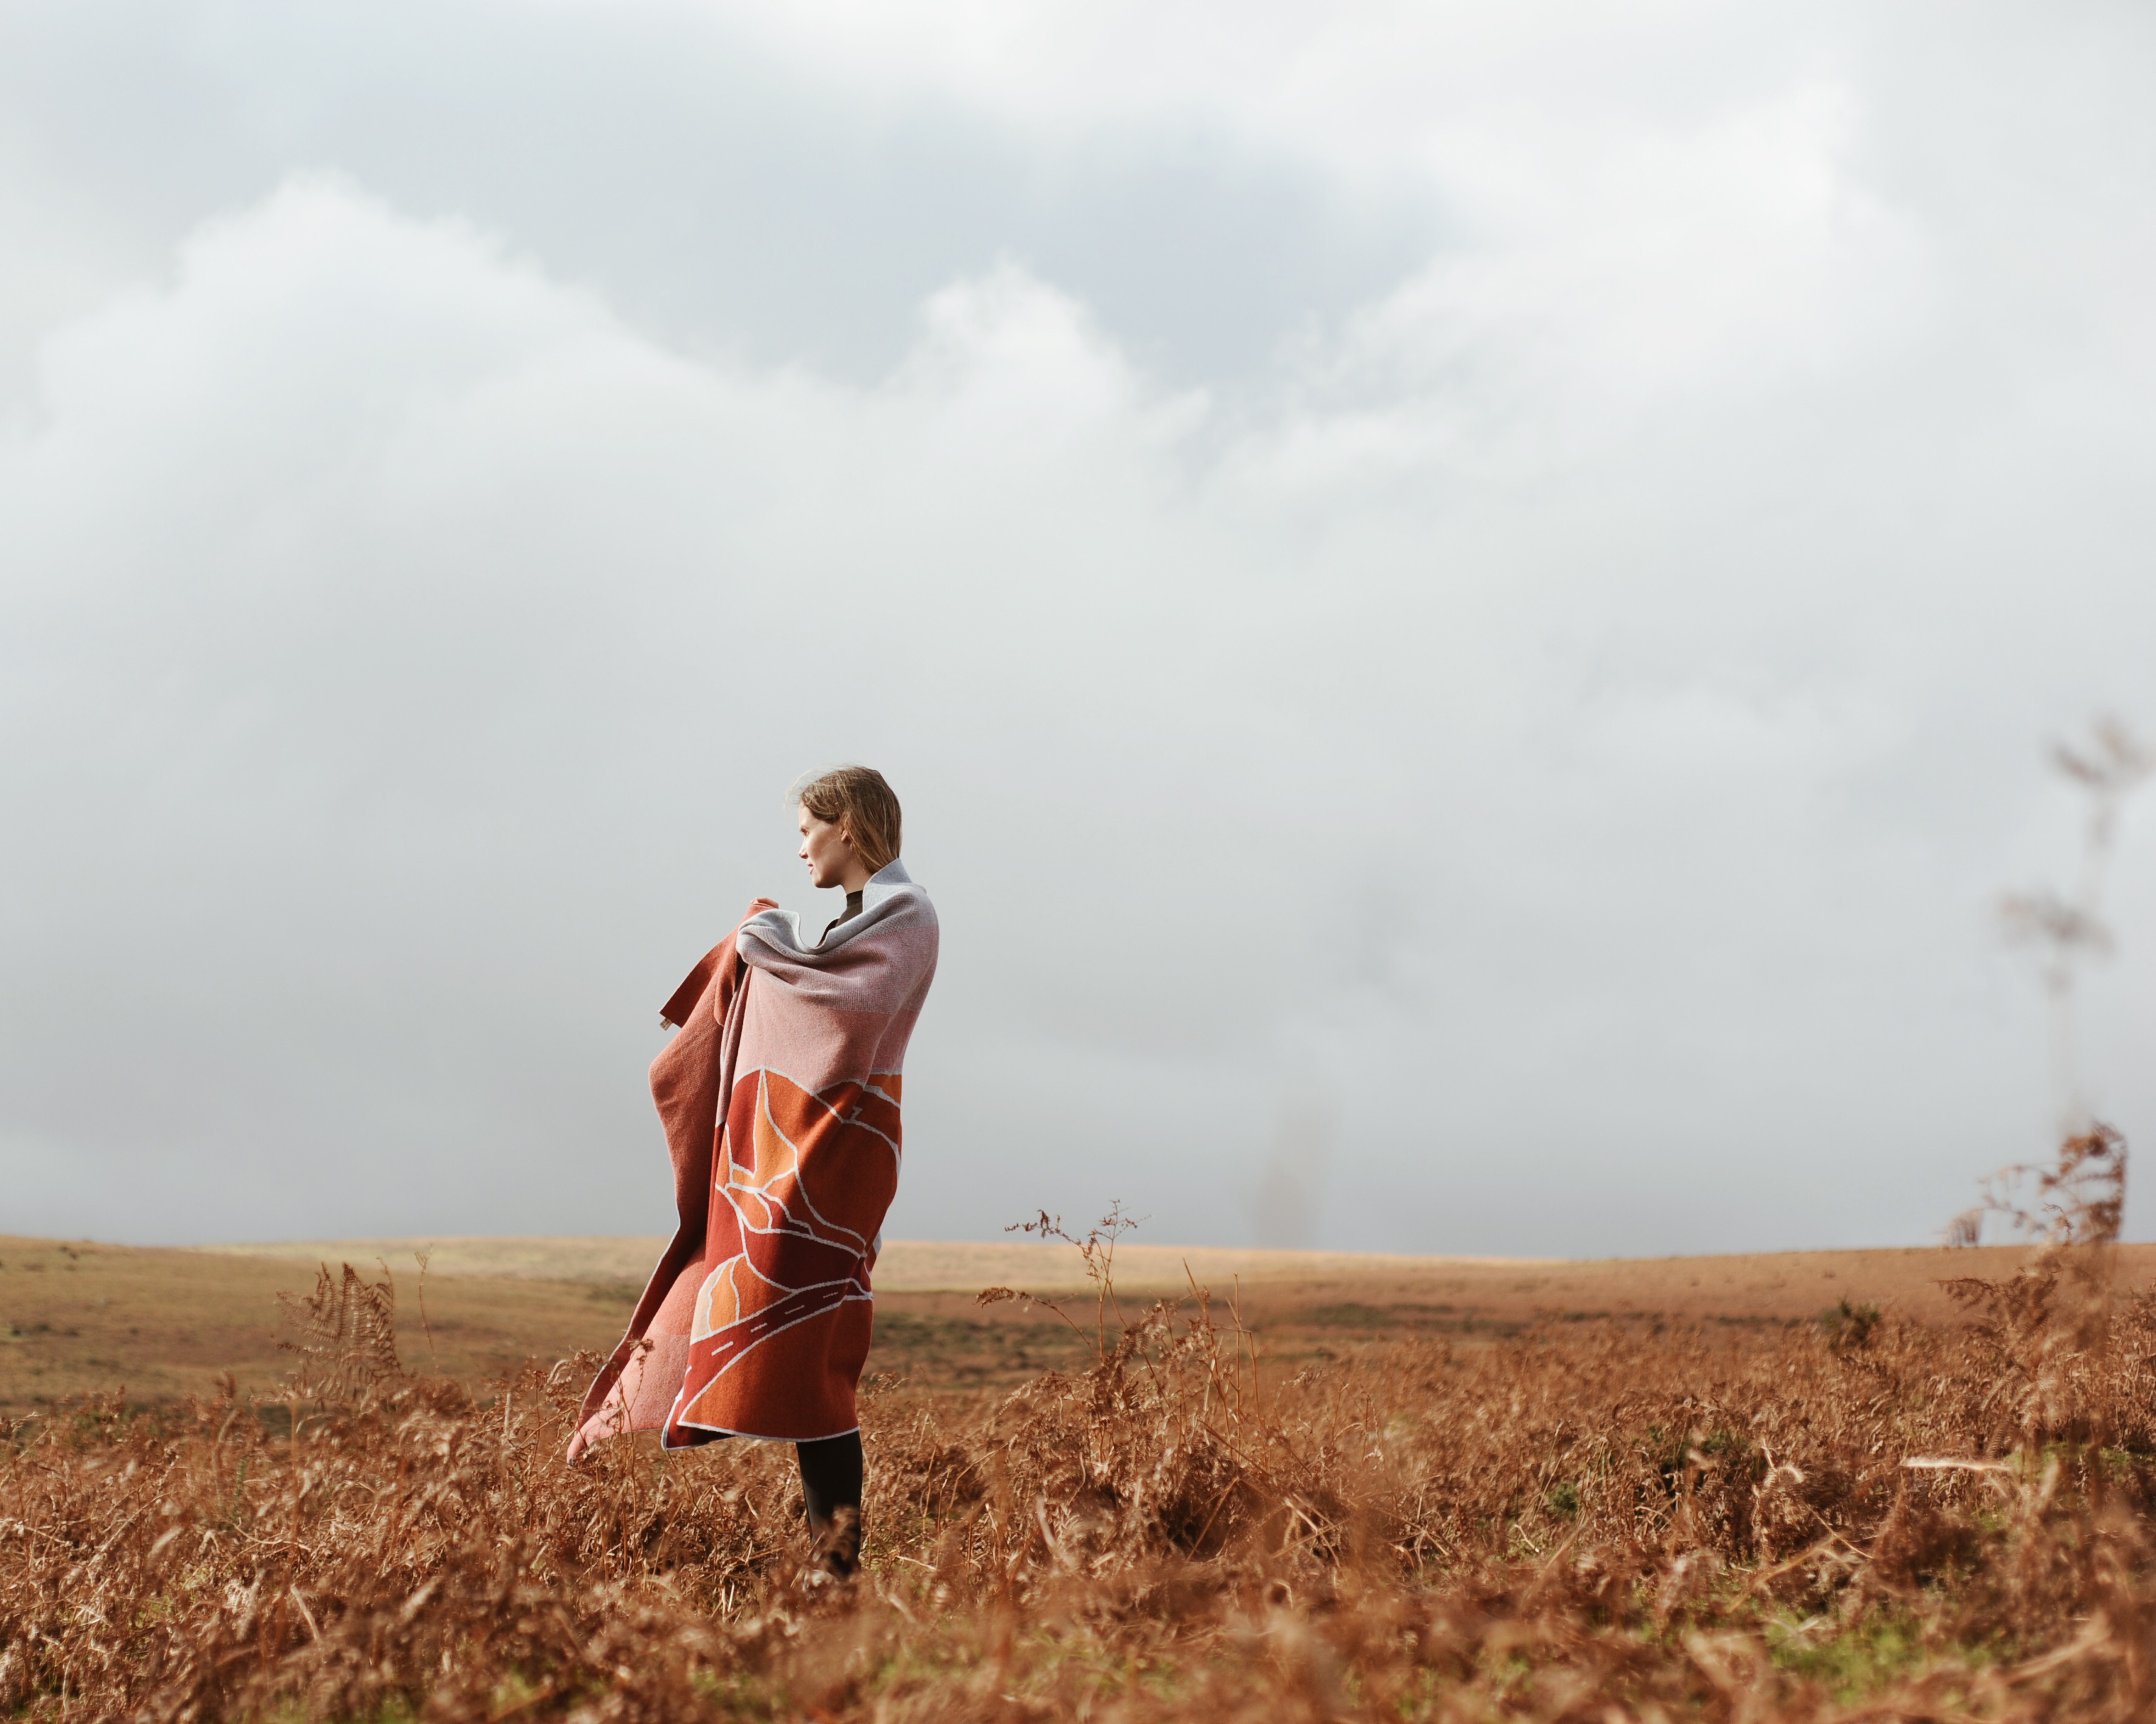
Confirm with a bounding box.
[796,1431,863,1530]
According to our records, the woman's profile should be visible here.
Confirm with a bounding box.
[566,766,939,1582]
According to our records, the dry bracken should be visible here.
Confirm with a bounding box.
[5,1177,2156,1722]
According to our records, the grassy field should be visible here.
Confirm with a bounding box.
[9,1230,2138,1411]
[9,1221,2156,1720]
[185,1230,2112,1319]
[0,1236,640,1409]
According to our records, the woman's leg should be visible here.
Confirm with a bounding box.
[795,1431,864,1577]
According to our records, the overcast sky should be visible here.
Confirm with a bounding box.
[4,0,2155,1257]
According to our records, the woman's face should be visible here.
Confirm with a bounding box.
[797,806,858,890]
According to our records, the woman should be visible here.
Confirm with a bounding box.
[567,766,938,1581]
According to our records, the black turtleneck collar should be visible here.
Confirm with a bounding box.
[824,889,864,941]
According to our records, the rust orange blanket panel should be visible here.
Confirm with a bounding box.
[573,860,937,1455]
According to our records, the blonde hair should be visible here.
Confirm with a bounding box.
[790,765,903,873]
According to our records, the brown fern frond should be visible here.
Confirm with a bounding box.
[275,1260,404,1407]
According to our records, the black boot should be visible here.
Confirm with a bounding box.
[796,1432,864,1582]
[810,1504,863,1582]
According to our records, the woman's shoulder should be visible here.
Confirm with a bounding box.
[738,872,934,963]
[863,861,936,927]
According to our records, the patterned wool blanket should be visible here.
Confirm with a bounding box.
[570,861,938,1456]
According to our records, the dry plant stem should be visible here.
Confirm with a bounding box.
[414,1247,441,1374]
[1997,714,2152,1144]
[994,1204,1144,1364]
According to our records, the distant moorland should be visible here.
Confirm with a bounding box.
[5,1230,2132,1410]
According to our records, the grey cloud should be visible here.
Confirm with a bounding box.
[3,4,2156,1260]
[0,0,1437,403]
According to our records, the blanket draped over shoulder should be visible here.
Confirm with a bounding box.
[572,860,938,1455]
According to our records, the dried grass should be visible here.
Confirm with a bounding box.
[5,1166,2156,1722]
